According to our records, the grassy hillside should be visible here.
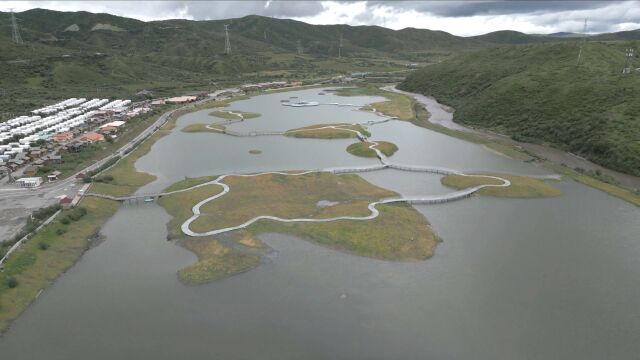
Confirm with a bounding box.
[399,41,640,176]
[0,10,440,116]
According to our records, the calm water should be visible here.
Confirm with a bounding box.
[1,89,638,359]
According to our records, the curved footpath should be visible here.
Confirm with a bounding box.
[180,170,509,237]
[85,96,527,237]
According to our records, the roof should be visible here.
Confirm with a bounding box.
[59,196,73,203]
[166,96,197,103]
[101,120,125,128]
[80,133,104,142]
[16,177,42,182]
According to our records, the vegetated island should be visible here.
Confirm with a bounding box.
[209,110,261,120]
[181,123,225,133]
[335,86,417,122]
[347,141,398,158]
[159,172,439,284]
[441,173,561,198]
[284,123,370,139]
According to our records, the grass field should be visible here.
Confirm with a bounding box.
[177,237,260,285]
[285,123,370,139]
[441,173,562,198]
[335,85,416,121]
[159,172,438,262]
[163,176,218,193]
[181,123,225,133]
[546,164,640,206]
[0,197,119,332]
[347,141,398,157]
[209,110,261,120]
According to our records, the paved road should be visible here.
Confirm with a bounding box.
[0,97,215,242]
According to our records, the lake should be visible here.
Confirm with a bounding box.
[1,88,638,359]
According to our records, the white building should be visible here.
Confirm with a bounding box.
[15,177,43,188]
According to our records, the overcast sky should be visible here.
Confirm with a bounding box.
[2,1,639,36]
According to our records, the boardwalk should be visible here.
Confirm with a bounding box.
[84,100,512,238]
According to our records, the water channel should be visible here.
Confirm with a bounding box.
[0,88,638,359]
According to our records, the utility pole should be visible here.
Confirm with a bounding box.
[296,40,303,55]
[623,48,634,74]
[224,24,231,55]
[263,29,267,41]
[338,34,343,59]
[10,9,24,45]
[577,18,587,65]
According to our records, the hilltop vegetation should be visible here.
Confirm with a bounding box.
[400,41,640,176]
[2,8,639,119]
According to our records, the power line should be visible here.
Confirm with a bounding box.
[576,18,587,65]
[10,9,24,45]
[623,48,634,74]
[224,24,231,55]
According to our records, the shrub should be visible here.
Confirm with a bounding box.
[56,228,67,236]
[7,276,18,288]
[61,217,70,225]
[67,207,87,221]
[39,242,50,250]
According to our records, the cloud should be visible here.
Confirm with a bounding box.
[1,0,638,36]
[367,1,615,18]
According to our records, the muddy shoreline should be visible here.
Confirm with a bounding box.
[389,86,640,190]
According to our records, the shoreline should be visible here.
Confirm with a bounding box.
[387,86,640,205]
[0,84,337,333]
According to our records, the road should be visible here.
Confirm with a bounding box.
[0,97,215,242]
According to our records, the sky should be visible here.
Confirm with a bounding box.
[1,1,639,36]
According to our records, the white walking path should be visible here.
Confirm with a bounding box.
[87,101,515,238]
[179,170,509,237]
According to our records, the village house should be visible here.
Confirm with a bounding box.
[47,170,62,182]
[80,133,105,143]
[15,177,43,188]
[44,154,62,165]
[99,126,118,135]
[66,142,86,153]
[53,131,75,143]
[59,195,73,209]
[166,96,197,104]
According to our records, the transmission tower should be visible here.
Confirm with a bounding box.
[224,24,231,54]
[296,40,303,55]
[10,9,24,45]
[338,34,343,58]
[623,48,634,74]
[576,18,588,65]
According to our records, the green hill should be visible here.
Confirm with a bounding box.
[0,9,489,116]
[399,41,640,176]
